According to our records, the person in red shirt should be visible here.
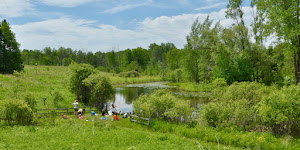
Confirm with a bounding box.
[113,112,119,121]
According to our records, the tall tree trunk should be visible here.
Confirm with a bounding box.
[295,0,300,85]
[294,50,298,85]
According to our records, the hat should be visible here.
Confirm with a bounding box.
[75,100,78,102]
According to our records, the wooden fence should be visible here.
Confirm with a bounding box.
[130,115,151,128]
[37,106,99,115]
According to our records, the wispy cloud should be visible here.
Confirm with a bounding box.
[12,7,256,52]
[102,3,147,14]
[0,0,33,18]
[196,2,227,10]
[38,0,94,7]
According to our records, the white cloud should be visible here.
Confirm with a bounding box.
[102,3,147,14]
[0,0,33,17]
[11,7,257,53]
[196,2,227,10]
[39,0,94,7]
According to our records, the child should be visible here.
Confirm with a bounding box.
[62,115,68,119]
[114,112,119,121]
[78,108,84,115]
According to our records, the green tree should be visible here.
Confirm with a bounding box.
[185,16,219,82]
[0,19,23,74]
[83,74,114,108]
[106,51,117,72]
[256,0,300,84]
[69,62,95,104]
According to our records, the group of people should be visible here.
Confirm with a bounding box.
[68,100,129,121]
[72,100,85,117]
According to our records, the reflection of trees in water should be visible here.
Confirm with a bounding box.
[112,86,209,112]
[123,87,147,104]
[178,95,210,110]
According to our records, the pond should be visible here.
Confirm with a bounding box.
[107,82,211,113]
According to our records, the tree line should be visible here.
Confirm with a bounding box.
[2,0,299,86]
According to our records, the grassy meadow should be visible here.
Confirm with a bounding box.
[0,114,238,150]
[0,65,299,149]
[0,65,163,108]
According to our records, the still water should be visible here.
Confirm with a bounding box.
[107,82,210,113]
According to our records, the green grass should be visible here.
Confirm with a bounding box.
[0,65,163,108]
[1,114,298,149]
[166,82,213,92]
[146,120,300,150]
[0,115,237,150]
[1,65,299,149]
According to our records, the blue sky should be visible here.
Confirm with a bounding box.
[0,0,253,53]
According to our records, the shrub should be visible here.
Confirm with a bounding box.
[134,89,194,122]
[24,94,37,112]
[201,82,274,130]
[118,70,140,78]
[4,99,33,125]
[257,86,300,135]
[50,91,64,107]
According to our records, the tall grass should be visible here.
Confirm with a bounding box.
[0,115,232,150]
[147,119,300,150]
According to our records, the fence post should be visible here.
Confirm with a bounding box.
[147,116,151,128]
[67,106,69,114]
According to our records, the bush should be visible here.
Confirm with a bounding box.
[24,94,37,112]
[50,91,64,107]
[257,86,300,135]
[201,82,274,130]
[134,89,194,122]
[4,99,33,125]
[118,70,140,78]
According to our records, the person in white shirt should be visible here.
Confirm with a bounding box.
[110,104,117,114]
[72,100,79,117]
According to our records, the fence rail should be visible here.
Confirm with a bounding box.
[130,115,151,128]
[37,106,99,115]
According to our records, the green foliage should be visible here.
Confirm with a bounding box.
[201,82,273,130]
[83,73,114,108]
[0,19,23,74]
[69,62,95,104]
[4,99,33,125]
[257,86,300,135]
[24,94,37,112]
[134,89,194,122]
[118,70,140,78]
[149,119,300,150]
[50,91,64,107]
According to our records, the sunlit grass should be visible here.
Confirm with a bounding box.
[166,82,213,92]
[0,115,234,150]
[0,65,163,109]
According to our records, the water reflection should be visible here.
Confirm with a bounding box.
[108,82,211,113]
[109,87,153,113]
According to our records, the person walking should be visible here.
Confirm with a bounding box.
[72,100,79,117]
